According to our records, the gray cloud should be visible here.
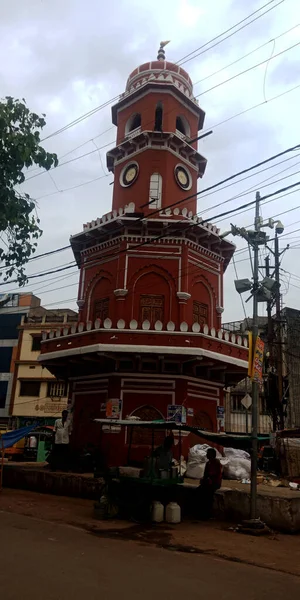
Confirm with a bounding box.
[0,0,299,320]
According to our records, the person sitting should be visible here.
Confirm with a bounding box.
[154,434,174,472]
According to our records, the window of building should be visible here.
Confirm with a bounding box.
[0,347,13,373]
[163,362,179,373]
[47,381,68,398]
[175,116,190,137]
[94,297,109,321]
[0,381,8,409]
[193,301,208,326]
[154,102,163,131]
[119,360,134,371]
[141,361,157,372]
[125,113,141,135]
[149,173,162,209]
[20,381,41,397]
[31,335,42,352]
[140,294,164,324]
[0,293,18,307]
[231,395,243,412]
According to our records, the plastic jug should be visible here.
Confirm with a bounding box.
[165,502,181,524]
[152,500,164,523]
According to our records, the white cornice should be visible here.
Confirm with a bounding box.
[40,343,247,369]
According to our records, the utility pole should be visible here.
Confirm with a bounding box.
[250,191,260,521]
[222,191,284,523]
[274,232,284,430]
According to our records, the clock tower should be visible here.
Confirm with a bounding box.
[40,44,248,465]
[107,41,206,217]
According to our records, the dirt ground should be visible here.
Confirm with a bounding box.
[1,487,300,577]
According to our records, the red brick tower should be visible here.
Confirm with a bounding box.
[40,43,248,464]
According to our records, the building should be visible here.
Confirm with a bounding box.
[11,307,77,427]
[0,293,41,426]
[281,307,300,429]
[223,317,272,434]
[39,43,248,464]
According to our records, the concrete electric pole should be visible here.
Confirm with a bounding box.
[222,191,283,522]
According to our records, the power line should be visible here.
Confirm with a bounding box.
[38,1,282,145]
[20,77,300,204]
[35,173,110,202]
[200,81,300,137]
[0,263,77,287]
[194,40,300,100]
[22,180,300,288]
[22,22,299,189]
[8,147,299,277]
[192,23,300,88]
[178,0,284,65]
[146,142,300,219]
[4,143,300,286]
[24,139,114,183]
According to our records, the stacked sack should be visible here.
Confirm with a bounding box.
[186,444,228,479]
[186,444,251,481]
[222,447,251,480]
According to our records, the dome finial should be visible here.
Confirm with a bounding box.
[157,40,170,61]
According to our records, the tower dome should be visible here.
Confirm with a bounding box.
[124,42,196,104]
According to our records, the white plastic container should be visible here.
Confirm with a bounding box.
[165,502,181,524]
[152,500,164,523]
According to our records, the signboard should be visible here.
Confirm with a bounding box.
[103,399,122,433]
[248,331,253,376]
[241,394,252,410]
[251,337,265,382]
[106,399,122,420]
[216,406,225,420]
[167,405,187,424]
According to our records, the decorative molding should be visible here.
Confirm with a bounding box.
[77,299,85,308]
[176,292,191,303]
[41,342,248,369]
[114,289,128,298]
[216,305,224,314]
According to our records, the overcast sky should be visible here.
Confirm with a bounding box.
[0,0,299,322]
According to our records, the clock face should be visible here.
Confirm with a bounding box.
[120,162,139,187]
[175,165,191,190]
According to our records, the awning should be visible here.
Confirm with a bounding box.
[94,419,270,449]
[0,424,38,450]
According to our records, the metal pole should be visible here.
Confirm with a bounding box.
[274,233,284,430]
[245,377,249,434]
[250,191,260,521]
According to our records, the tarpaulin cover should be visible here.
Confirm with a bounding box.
[0,424,37,449]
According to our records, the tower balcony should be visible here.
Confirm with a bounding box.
[106,130,207,178]
[39,316,248,384]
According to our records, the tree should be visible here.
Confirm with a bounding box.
[0,96,58,284]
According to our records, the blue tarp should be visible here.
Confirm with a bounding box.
[0,424,37,449]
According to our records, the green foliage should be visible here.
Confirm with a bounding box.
[0,97,58,284]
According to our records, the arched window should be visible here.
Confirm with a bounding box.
[125,113,141,135]
[130,406,165,445]
[175,115,190,137]
[154,102,163,132]
[149,172,162,209]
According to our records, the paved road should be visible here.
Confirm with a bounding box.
[0,511,298,599]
